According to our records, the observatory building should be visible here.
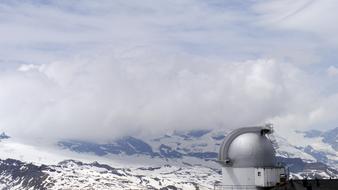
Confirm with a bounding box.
[217,124,286,189]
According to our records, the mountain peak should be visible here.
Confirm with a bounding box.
[0,132,10,140]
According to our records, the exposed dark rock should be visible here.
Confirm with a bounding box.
[0,159,50,189]
[0,132,10,140]
[159,144,183,158]
[187,130,211,138]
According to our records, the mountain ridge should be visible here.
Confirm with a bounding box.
[0,127,337,189]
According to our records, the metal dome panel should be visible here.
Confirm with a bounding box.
[218,125,277,168]
[227,133,276,167]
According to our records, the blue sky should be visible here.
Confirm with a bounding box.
[0,0,337,140]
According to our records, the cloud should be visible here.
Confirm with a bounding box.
[327,66,338,77]
[0,1,337,141]
[18,64,44,72]
[253,0,338,45]
[0,0,330,65]
[0,49,331,140]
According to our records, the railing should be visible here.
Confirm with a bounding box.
[213,185,257,190]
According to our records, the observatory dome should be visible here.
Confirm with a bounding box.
[218,127,277,168]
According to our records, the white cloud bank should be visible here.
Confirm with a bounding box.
[0,50,334,140]
[0,1,337,140]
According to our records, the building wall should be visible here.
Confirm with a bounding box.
[222,167,286,188]
[222,167,256,186]
[254,168,285,187]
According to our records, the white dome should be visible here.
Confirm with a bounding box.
[227,132,276,167]
[218,126,277,168]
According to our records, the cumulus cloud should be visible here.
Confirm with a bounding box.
[0,1,337,141]
[0,49,330,140]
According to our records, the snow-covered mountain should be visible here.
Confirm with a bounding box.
[0,158,219,190]
[58,128,338,173]
[0,127,337,189]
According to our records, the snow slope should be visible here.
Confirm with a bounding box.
[0,127,337,189]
